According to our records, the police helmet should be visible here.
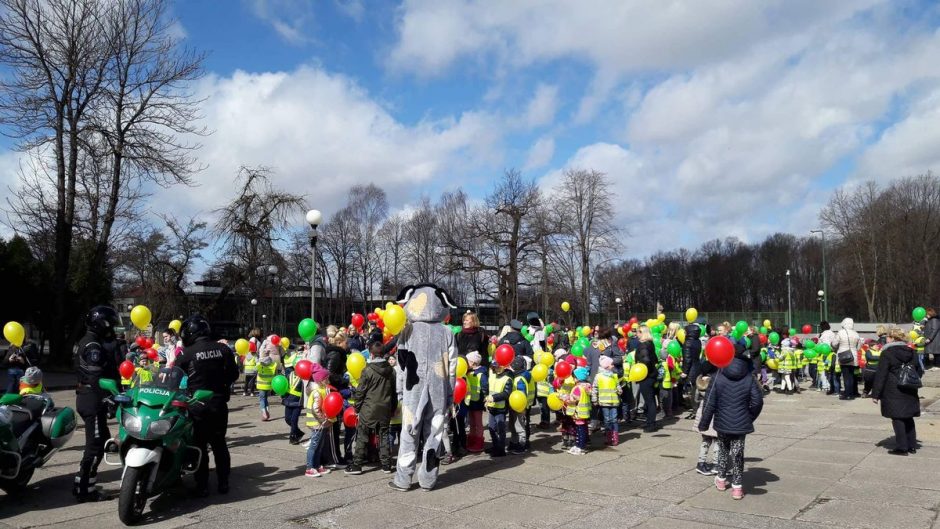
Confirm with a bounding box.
[86,305,120,339]
[180,315,211,347]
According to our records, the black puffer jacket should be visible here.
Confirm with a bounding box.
[699,357,763,435]
[323,344,348,390]
[681,324,702,374]
[634,340,658,374]
[456,327,488,364]
[872,342,922,419]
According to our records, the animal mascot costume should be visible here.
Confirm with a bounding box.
[389,284,458,492]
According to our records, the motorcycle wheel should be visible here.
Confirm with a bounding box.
[0,466,34,493]
[118,465,150,525]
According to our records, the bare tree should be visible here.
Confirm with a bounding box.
[347,184,388,312]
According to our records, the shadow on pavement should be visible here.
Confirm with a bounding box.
[742,466,779,495]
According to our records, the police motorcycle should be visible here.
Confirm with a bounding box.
[0,392,76,492]
[98,367,212,525]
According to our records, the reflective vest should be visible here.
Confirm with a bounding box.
[284,352,297,369]
[19,382,42,396]
[134,367,153,387]
[536,378,551,398]
[865,348,882,369]
[256,362,277,390]
[288,372,303,398]
[467,370,482,403]
[572,384,591,419]
[121,373,133,387]
[243,355,258,375]
[780,351,795,372]
[305,385,327,428]
[348,375,359,406]
[661,360,675,389]
[487,373,510,411]
[514,375,534,407]
[594,372,619,406]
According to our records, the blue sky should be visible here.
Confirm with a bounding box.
[5,0,940,258]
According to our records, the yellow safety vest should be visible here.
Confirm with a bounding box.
[514,375,534,407]
[305,385,327,428]
[288,373,303,397]
[595,372,619,406]
[284,352,297,369]
[536,379,551,398]
[133,368,153,387]
[467,371,482,403]
[243,355,258,374]
[348,375,359,405]
[256,362,277,390]
[19,383,42,396]
[487,374,510,411]
[561,376,577,416]
[573,384,591,419]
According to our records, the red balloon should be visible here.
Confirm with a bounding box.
[617,338,626,351]
[140,337,154,350]
[295,359,313,381]
[249,341,257,353]
[119,361,135,380]
[758,334,768,346]
[705,336,735,368]
[552,378,563,390]
[629,316,638,325]
[135,336,146,347]
[343,407,358,428]
[547,334,555,345]
[323,392,344,418]
[145,348,158,361]
[801,324,813,334]
[554,361,573,379]
[565,354,576,365]
[351,313,365,329]
[376,319,385,330]
[494,344,515,367]
[270,335,281,346]
[367,312,379,322]
[575,357,587,368]
[453,377,468,404]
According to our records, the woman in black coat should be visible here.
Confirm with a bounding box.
[455,312,488,364]
[871,327,923,455]
[635,326,659,433]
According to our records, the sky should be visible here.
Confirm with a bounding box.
[4,0,940,259]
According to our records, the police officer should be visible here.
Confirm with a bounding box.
[74,305,122,502]
[173,315,239,496]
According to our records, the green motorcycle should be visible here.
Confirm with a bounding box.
[0,392,75,492]
[99,367,213,525]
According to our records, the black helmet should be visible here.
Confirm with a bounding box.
[180,315,211,347]
[86,306,120,339]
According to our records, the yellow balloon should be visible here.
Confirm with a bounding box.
[169,319,182,333]
[456,356,468,378]
[3,321,25,347]
[561,301,570,312]
[509,390,528,413]
[646,319,658,328]
[766,358,778,370]
[628,363,648,382]
[234,338,249,356]
[383,304,407,336]
[130,305,152,330]
[547,393,564,411]
[540,352,554,366]
[763,319,772,329]
[657,313,666,322]
[531,363,548,382]
[910,330,919,340]
[685,308,698,323]
[280,337,290,349]
[677,328,686,344]
[346,352,367,379]
[488,343,496,355]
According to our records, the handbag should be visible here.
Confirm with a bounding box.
[897,360,922,390]
[837,350,855,365]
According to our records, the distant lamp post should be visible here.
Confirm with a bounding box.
[817,289,825,326]
[306,209,322,322]
[786,270,792,330]
[810,229,828,321]
[615,297,623,322]
[251,298,258,328]
[267,265,278,334]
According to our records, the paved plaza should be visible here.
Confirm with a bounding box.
[4,374,940,529]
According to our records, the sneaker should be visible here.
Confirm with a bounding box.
[344,465,363,475]
[289,436,301,445]
[388,480,411,492]
[695,462,710,475]
[715,477,728,491]
[567,446,584,455]
[304,468,321,478]
[705,464,719,476]
[509,447,525,455]
[381,464,394,474]
[261,409,270,421]
[318,466,332,475]
[441,454,455,465]
[731,486,744,500]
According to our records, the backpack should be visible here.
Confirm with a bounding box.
[897,355,922,391]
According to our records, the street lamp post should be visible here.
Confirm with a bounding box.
[267,265,278,335]
[786,270,792,330]
[306,209,322,323]
[811,229,828,321]
[817,290,825,327]
[615,297,622,322]
[251,298,258,328]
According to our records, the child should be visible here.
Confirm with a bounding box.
[345,339,397,475]
[535,352,553,429]
[283,370,305,445]
[692,371,718,475]
[698,352,764,500]
[567,367,592,455]
[592,356,622,446]
[465,352,486,452]
[778,342,795,394]
[508,356,532,454]
[243,347,258,396]
[304,364,335,477]
[18,367,48,398]
[134,355,155,386]
[484,361,511,457]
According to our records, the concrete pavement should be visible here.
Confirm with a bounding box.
[4,372,940,529]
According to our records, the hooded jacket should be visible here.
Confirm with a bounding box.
[323,344,348,390]
[698,357,763,435]
[682,324,702,375]
[924,315,940,356]
[833,318,861,366]
[352,358,397,426]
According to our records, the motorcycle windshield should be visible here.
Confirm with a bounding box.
[134,367,187,406]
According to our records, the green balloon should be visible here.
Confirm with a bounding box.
[803,340,816,350]
[271,375,289,397]
[667,340,681,358]
[804,349,818,360]
[768,332,780,345]
[760,349,767,362]
[759,326,768,335]
[521,325,534,341]
[654,323,666,334]
[735,321,748,335]
[298,318,319,341]
[576,337,591,349]
[544,324,554,335]
[571,342,585,357]
[816,343,831,355]
[451,325,461,335]
[744,337,752,349]
[789,328,797,337]
[913,307,927,321]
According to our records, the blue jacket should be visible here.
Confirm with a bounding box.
[698,357,763,435]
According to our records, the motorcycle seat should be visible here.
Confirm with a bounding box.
[17,397,47,421]
[8,410,33,438]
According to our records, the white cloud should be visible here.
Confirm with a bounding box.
[250,0,315,45]
[522,84,558,128]
[523,136,554,170]
[168,65,502,220]
[856,87,940,182]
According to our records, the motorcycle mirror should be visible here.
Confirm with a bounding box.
[98,378,119,395]
[191,389,214,402]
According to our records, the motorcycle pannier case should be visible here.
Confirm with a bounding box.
[40,407,76,448]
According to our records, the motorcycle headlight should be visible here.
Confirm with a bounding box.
[148,418,175,437]
[123,413,142,435]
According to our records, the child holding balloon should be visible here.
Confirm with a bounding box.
[304,364,335,478]
[345,338,397,475]
[465,352,487,452]
[484,361,512,457]
[567,367,592,454]
[592,356,621,446]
